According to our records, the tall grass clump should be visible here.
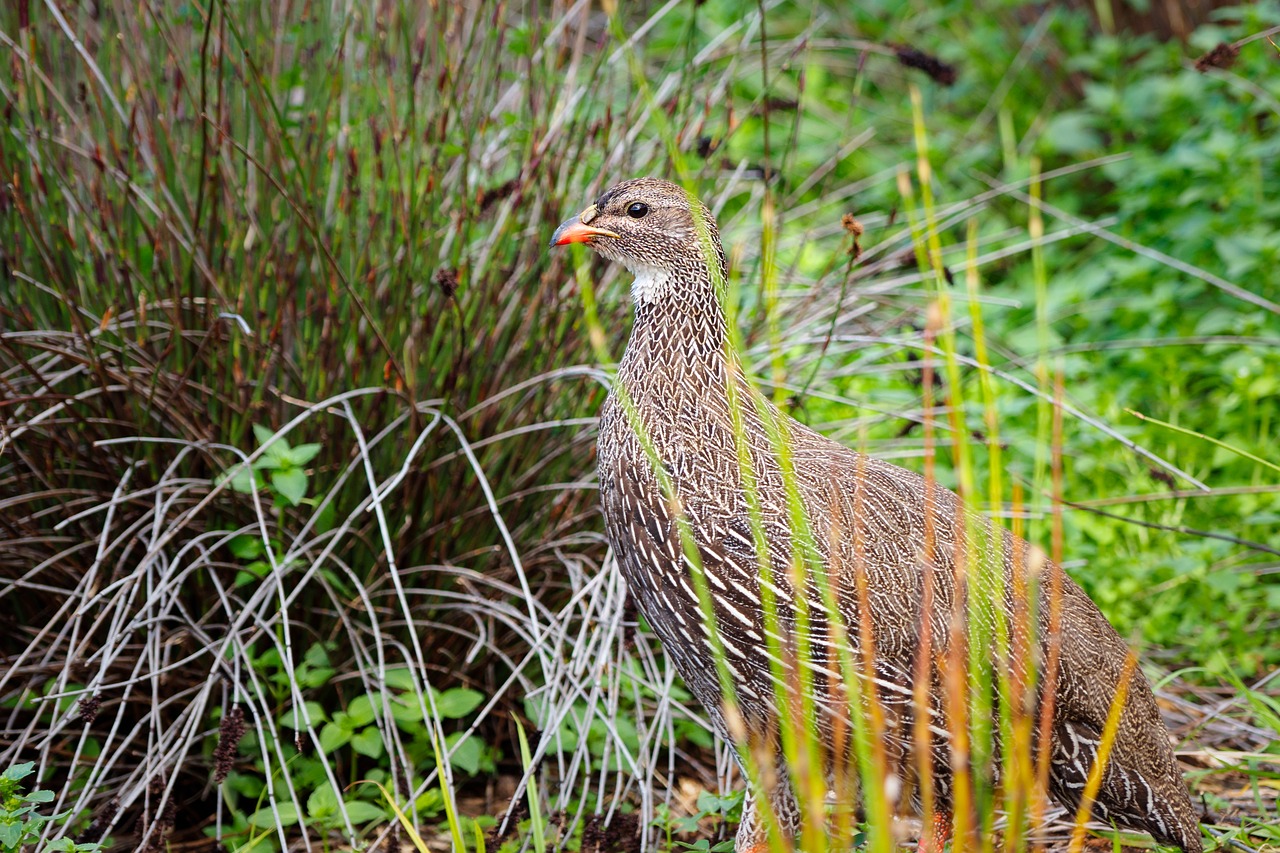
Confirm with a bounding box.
[2,0,1278,850]
[0,1,691,847]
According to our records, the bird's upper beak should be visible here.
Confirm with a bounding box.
[550,203,620,247]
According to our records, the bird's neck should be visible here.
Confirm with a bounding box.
[617,265,740,397]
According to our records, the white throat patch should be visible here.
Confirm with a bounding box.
[630,266,674,304]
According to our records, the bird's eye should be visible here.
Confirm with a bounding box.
[627,202,649,219]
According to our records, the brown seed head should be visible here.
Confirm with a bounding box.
[894,45,958,86]
[841,213,865,259]
[1194,41,1240,72]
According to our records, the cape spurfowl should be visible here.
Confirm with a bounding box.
[550,178,1200,853]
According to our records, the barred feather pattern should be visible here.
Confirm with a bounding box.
[571,178,1200,853]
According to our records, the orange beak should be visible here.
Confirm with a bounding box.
[550,204,620,247]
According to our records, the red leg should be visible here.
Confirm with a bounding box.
[917,810,952,853]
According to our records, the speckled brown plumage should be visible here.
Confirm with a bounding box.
[550,178,1201,853]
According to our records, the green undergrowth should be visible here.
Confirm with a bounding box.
[677,0,1280,673]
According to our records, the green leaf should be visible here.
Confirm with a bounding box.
[288,443,322,466]
[244,560,271,579]
[304,643,331,667]
[415,786,445,817]
[1040,111,1101,155]
[298,665,335,690]
[260,447,290,470]
[2,761,34,782]
[252,423,276,447]
[351,727,385,759]
[272,467,308,506]
[341,799,387,823]
[347,694,379,727]
[25,788,54,803]
[224,771,264,799]
[307,783,339,819]
[444,732,483,775]
[382,667,417,690]
[435,687,483,719]
[319,722,351,752]
[278,701,326,730]
[228,535,264,560]
[313,499,337,534]
[1267,586,1280,611]
[248,801,299,829]
[0,824,25,848]
[672,816,703,835]
[389,694,424,726]
[227,466,262,494]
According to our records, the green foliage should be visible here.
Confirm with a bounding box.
[667,789,745,846]
[0,763,101,852]
[220,425,324,509]
[707,0,1280,673]
[210,650,495,850]
[523,660,711,774]
[959,4,1280,670]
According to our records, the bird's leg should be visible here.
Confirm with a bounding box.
[735,786,770,853]
[916,809,953,853]
[735,780,801,853]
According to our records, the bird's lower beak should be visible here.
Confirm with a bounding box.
[550,215,619,247]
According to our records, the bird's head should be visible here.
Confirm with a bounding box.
[550,178,726,304]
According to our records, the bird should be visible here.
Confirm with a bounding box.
[549,178,1201,853]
